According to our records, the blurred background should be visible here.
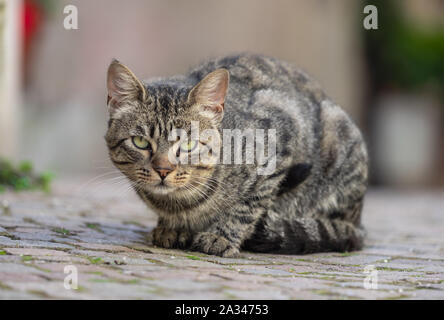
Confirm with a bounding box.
[1,0,443,189]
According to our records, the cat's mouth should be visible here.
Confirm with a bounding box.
[137,177,194,195]
[148,181,177,194]
[156,181,171,188]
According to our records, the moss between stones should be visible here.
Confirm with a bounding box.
[87,257,103,264]
[21,255,33,262]
[186,255,201,261]
[27,289,52,298]
[89,278,140,285]
[0,281,11,290]
[377,266,418,272]
[85,223,103,233]
[52,227,73,236]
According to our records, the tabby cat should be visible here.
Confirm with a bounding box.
[105,54,368,257]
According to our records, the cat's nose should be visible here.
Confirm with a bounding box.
[152,156,175,179]
[154,167,173,179]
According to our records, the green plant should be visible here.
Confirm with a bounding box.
[0,158,54,193]
[364,0,444,101]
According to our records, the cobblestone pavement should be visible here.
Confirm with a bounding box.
[0,179,443,299]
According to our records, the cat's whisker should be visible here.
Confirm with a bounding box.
[116,182,138,197]
[75,171,124,196]
[182,184,202,207]
[185,182,227,216]
[185,183,225,216]
[90,174,128,188]
[86,175,131,196]
[190,177,238,206]
[192,175,233,189]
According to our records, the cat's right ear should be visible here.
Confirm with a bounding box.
[187,69,229,123]
[106,59,146,112]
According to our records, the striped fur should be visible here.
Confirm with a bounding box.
[105,54,369,257]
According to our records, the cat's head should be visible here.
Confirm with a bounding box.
[104,59,229,196]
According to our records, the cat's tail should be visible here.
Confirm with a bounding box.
[242,214,365,254]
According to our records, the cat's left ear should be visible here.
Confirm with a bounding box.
[107,59,147,109]
[188,69,229,123]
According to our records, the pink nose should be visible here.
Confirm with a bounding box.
[151,155,175,179]
[154,167,173,179]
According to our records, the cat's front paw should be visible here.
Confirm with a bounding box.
[151,227,192,249]
[191,232,240,257]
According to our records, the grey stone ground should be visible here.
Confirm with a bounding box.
[0,179,443,299]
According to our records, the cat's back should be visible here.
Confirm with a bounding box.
[187,53,328,107]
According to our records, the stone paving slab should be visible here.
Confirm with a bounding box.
[0,179,443,299]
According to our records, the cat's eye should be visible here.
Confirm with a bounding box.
[132,136,151,150]
[179,140,198,153]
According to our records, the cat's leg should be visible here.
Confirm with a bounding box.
[190,206,266,257]
[190,220,251,257]
[243,211,365,254]
[150,218,193,249]
[243,195,366,254]
[191,231,239,258]
[189,170,288,257]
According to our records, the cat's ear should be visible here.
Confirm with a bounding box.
[107,59,146,109]
[188,69,229,122]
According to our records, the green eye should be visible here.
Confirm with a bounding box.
[132,136,150,150]
[180,140,198,153]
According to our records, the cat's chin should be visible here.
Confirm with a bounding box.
[145,183,177,195]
